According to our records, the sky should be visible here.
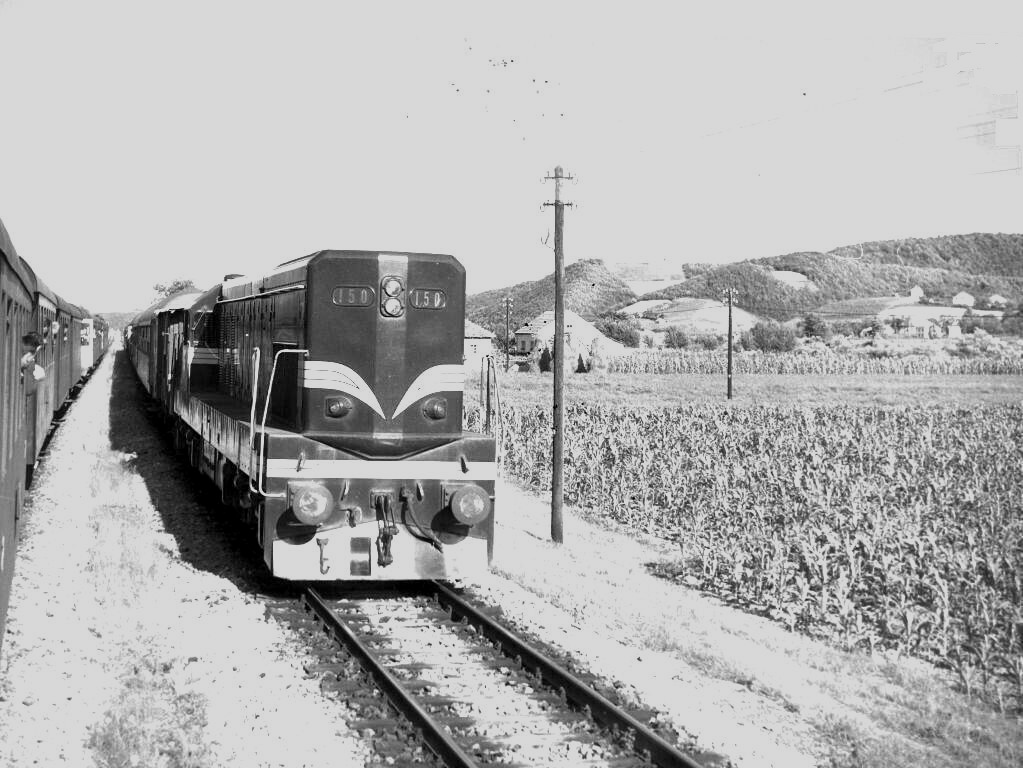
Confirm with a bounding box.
[0,1,1021,312]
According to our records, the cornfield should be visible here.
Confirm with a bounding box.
[488,403,1023,711]
[607,350,1023,375]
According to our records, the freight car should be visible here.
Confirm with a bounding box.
[126,250,497,581]
[0,216,111,660]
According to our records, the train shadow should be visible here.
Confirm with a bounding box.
[106,349,298,598]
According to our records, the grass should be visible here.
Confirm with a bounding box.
[89,656,209,768]
[83,450,213,768]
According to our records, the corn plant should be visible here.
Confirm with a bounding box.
[495,402,1023,711]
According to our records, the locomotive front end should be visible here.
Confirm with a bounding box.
[261,251,496,580]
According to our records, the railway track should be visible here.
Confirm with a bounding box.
[272,582,712,768]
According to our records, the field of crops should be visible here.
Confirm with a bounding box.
[489,402,1023,712]
[607,349,1023,375]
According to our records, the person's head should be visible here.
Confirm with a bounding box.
[22,331,42,353]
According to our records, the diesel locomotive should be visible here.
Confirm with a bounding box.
[126,250,497,581]
[0,215,111,659]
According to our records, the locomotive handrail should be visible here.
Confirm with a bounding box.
[216,284,305,305]
[257,347,309,498]
[247,347,261,495]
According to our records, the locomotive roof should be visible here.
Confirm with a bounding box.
[219,250,459,302]
[129,291,205,327]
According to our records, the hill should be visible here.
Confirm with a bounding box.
[648,298,760,335]
[467,259,635,336]
[638,234,1023,321]
[828,233,1023,277]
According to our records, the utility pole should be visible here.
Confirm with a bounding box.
[543,165,573,544]
[504,296,512,372]
[724,288,734,400]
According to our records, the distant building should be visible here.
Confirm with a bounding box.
[514,309,620,355]
[987,293,1009,307]
[952,292,975,308]
[879,303,968,338]
[464,320,495,368]
[909,285,925,301]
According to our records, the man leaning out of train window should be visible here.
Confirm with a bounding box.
[20,332,46,384]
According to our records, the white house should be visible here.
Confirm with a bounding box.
[909,285,925,301]
[952,291,975,308]
[464,320,496,368]
[987,294,1009,308]
[514,309,621,356]
[879,304,967,338]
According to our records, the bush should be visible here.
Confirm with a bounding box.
[663,326,690,349]
[697,334,722,350]
[742,321,797,352]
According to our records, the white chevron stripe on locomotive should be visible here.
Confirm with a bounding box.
[302,360,386,418]
[304,361,465,421]
[391,364,465,418]
[265,458,497,480]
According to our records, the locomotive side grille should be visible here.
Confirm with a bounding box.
[219,311,237,393]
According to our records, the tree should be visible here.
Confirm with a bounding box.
[743,320,797,352]
[801,313,830,339]
[663,326,690,349]
[592,314,641,347]
[153,279,198,298]
[539,346,552,373]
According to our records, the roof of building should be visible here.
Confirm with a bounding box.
[514,309,591,335]
[464,319,495,338]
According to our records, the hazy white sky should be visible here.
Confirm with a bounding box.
[1,1,1020,311]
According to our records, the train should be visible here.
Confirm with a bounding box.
[0,216,112,658]
[125,250,497,582]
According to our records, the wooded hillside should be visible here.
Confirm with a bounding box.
[640,234,1023,321]
[468,259,635,336]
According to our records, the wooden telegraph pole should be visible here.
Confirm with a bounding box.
[724,288,734,400]
[504,296,512,372]
[543,166,572,544]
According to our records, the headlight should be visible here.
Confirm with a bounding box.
[423,396,447,420]
[325,396,353,418]
[382,297,404,317]
[449,484,491,525]
[382,277,403,297]
[291,483,334,526]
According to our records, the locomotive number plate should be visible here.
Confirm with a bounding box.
[332,286,375,307]
[409,288,447,309]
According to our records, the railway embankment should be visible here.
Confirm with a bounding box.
[1,347,1020,768]
[0,348,367,767]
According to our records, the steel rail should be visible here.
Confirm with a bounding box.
[431,581,705,768]
[303,587,480,768]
